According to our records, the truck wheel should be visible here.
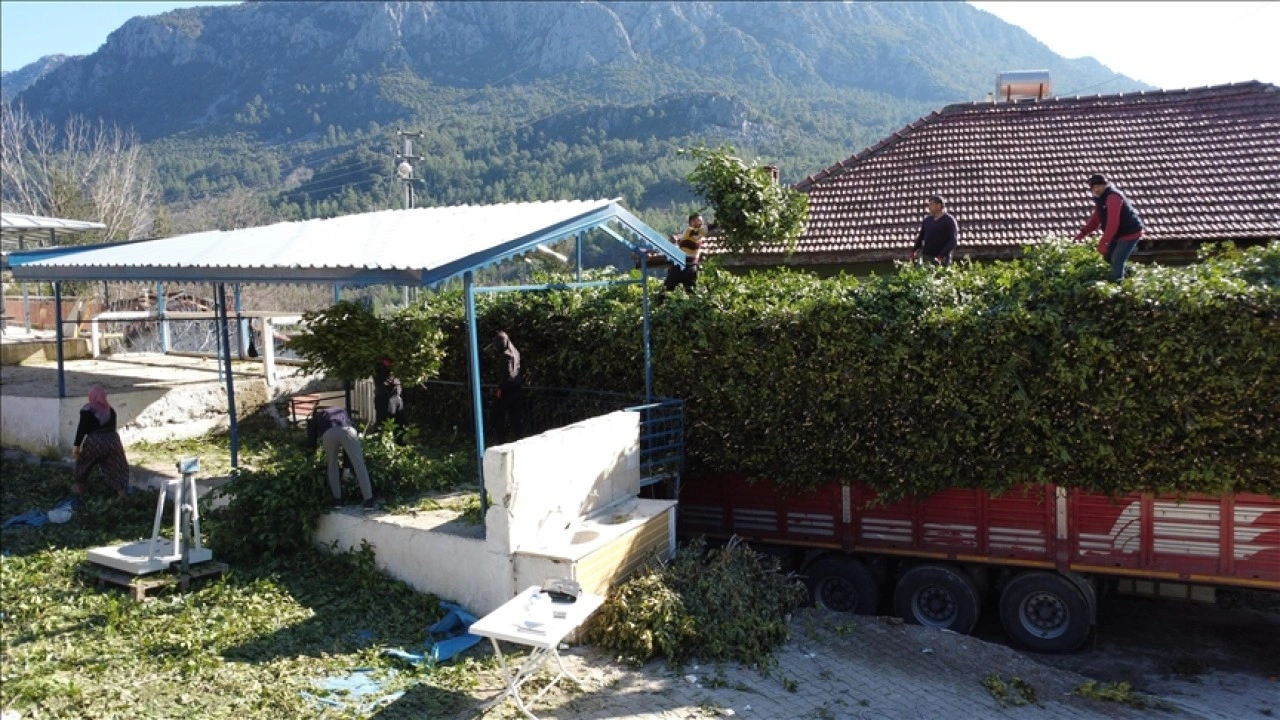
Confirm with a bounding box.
[805,555,879,614]
[893,564,982,634]
[998,572,1091,653]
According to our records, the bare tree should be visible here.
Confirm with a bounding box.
[0,101,158,243]
[170,187,277,234]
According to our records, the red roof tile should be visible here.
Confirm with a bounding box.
[737,82,1280,262]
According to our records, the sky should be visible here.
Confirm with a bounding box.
[967,1,1278,89]
[1,1,1277,88]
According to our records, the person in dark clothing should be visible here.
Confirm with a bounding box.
[493,331,525,444]
[306,406,375,510]
[373,358,406,435]
[910,195,959,266]
[1074,173,1145,282]
[72,384,130,499]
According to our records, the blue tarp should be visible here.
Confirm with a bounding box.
[2,498,79,529]
[383,600,483,666]
[301,668,404,714]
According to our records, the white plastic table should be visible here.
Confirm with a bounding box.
[469,585,605,719]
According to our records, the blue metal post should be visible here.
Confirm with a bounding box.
[216,284,239,469]
[333,284,342,303]
[156,281,170,352]
[53,282,66,399]
[641,253,653,404]
[234,283,247,359]
[576,232,583,283]
[213,283,224,384]
[464,270,488,523]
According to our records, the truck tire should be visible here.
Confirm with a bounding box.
[805,555,879,614]
[998,571,1091,652]
[893,564,982,634]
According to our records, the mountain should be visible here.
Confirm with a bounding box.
[5,1,1149,224]
[1,54,74,102]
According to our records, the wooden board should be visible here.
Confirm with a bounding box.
[80,561,228,601]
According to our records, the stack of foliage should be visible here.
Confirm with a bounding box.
[398,240,1280,501]
[588,537,808,668]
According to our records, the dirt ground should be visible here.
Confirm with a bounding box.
[420,601,1279,720]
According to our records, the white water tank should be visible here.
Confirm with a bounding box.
[996,70,1051,101]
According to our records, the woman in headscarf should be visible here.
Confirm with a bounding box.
[72,384,130,498]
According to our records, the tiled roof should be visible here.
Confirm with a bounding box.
[742,82,1280,262]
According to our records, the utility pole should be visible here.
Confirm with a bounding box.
[395,129,424,304]
[394,129,424,211]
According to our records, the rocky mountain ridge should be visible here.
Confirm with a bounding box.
[7,1,1143,141]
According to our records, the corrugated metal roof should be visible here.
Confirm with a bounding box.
[1,213,107,237]
[1,214,108,258]
[7,199,682,285]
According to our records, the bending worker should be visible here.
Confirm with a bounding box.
[306,406,375,511]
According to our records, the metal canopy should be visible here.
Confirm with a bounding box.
[6,199,686,285]
[3,200,685,523]
[2,213,109,335]
[1,212,106,246]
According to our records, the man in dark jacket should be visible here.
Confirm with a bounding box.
[910,195,959,266]
[1074,173,1145,282]
[306,406,375,510]
[493,331,525,444]
[373,358,405,437]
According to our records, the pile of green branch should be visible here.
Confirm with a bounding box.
[588,537,808,668]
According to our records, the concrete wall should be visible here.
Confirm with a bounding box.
[1,376,308,453]
[1,338,96,366]
[315,513,510,615]
[483,410,640,553]
[0,395,68,452]
[312,410,646,616]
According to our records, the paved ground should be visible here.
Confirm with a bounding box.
[418,607,1271,720]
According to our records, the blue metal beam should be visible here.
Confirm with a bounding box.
[641,253,653,403]
[463,271,488,521]
[611,205,687,266]
[157,282,170,353]
[216,284,240,469]
[7,264,427,286]
[54,282,66,399]
[421,205,635,287]
[575,232,583,283]
[234,283,247,360]
[472,279,639,294]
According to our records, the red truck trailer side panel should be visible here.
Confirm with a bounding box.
[678,474,1280,588]
[1071,491,1280,583]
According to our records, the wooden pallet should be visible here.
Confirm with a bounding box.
[80,561,229,601]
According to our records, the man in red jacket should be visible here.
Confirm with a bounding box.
[1074,174,1145,282]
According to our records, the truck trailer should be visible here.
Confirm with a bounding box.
[678,474,1280,652]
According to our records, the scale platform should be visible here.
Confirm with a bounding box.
[87,539,213,575]
[86,457,212,576]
